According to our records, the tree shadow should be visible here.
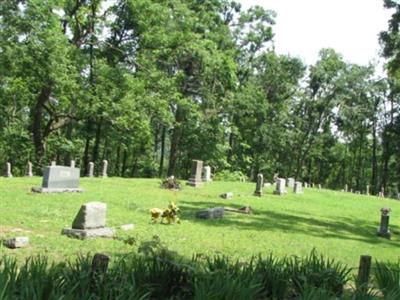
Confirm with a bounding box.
[179,200,400,246]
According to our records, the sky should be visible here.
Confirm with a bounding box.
[239,0,393,68]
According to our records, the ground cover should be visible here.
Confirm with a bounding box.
[0,177,399,268]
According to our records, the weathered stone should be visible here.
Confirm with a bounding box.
[88,162,94,177]
[27,161,33,177]
[377,208,391,239]
[72,202,107,229]
[70,160,76,168]
[304,182,308,188]
[318,184,322,189]
[366,185,370,195]
[286,178,295,188]
[220,192,233,199]
[102,160,108,178]
[120,224,135,231]
[196,207,224,219]
[254,173,264,196]
[274,178,287,195]
[51,161,56,166]
[5,162,12,178]
[4,237,29,249]
[203,166,212,182]
[62,227,115,239]
[32,166,83,193]
[294,181,303,194]
[187,160,203,187]
[344,184,348,192]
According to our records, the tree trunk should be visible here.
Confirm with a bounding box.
[371,111,378,194]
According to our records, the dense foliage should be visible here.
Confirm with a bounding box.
[1,0,399,195]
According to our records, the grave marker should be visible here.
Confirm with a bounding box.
[5,162,12,177]
[203,165,212,182]
[88,162,94,177]
[377,208,391,239]
[32,165,83,193]
[102,160,108,178]
[253,173,264,196]
[27,161,33,177]
[187,160,203,187]
[294,181,303,194]
[286,178,295,188]
[274,178,287,195]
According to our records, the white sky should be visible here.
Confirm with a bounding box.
[239,0,393,68]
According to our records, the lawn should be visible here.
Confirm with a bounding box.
[0,177,399,269]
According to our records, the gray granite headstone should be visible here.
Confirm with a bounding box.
[203,165,212,182]
[102,160,108,178]
[254,174,264,196]
[366,185,370,195]
[5,162,12,177]
[377,208,391,239]
[274,178,287,195]
[286,178,295,188]
[187,160,203,187]
[32,166,83,193]
[196,207,224,219]
[62,202,114,239]
[27,161,33,177]
[294,181,303,194]
[88,162,94,177]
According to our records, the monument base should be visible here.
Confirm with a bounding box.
[32,187,84,193]
[186,179,203,187]
[62,227,115,239]
[377,230,391,239]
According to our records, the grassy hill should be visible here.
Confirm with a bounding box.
[1,177,399,268]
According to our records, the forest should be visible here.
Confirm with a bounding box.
[1,0,400,196]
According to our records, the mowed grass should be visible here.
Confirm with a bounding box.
[1,177,400,268]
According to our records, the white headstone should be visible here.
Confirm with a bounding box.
[5,162,12,177]
[102,160,108,178]
[294,181,303,194]
[27,161,33,177]
[286,178,295,188]
[70,160,76,168]
[88,162,94,177]
[203,166,212,182]
[51,161,56,166]
[274,178,287,195]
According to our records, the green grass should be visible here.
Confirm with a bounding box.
[1,177,399,268]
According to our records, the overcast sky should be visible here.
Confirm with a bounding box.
[239,0,393,68]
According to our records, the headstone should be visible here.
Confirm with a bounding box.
[51,161,56,166]
[88,162,94,177]
[286,178,295,188]
[264,182,271,188]
[70,160,76,168]
[377,208,391,239]
[304,182,308,188]
[345,184,348,192]
[294,181,303,194]
[355,191,360,194]
[27,161,33,177]
[196,207,224,219]
[274,178,287,195]
[253,173,264,196]
[381,187,385,197]
[366,185,370,196]
[318,184,321,189]
[350,188,353,193]
[62,202,114,239]
[203,165,212,182]
[102,160,108,178]
[31,165,83,193]
[187,160,203,187]
[220,192,233,199]
[5,162,12,177]
[378,191,384,198]
[4,237,29,249]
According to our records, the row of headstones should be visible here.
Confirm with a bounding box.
[3,160,109,178]
[343,184,398,199]
[254,175,308,196]
[186,160,212,187]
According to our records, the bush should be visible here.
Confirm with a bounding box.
[213,170,247,182]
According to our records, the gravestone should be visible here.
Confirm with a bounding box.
[4,237,29,249]
[62,202,114,239]
[355,191,360,194]
[32,165,83,193]
[70,160,76,168]
[196,207,224,219]
[187,160,203,187]
[253,173,264,196]
[286,178,295,188]
[345,184,348,192]
[220,192,233,199]
[318,184,321,189]
[381,187,385,197]
[377,208,391,239]
[27,161,33,177]
[102,160,108,178]
[5,162,12,177]
[87,162,94,177]
[304,182,308,188]
[274,178,287,195]
[51,161,56,166]
[264,182,271,188]
[203,166,212,182]
[294,181,303,194]
[366,185,370,195]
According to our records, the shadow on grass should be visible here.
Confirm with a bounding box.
[179,200,400,246]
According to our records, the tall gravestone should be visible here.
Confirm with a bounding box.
[294,181,303,194]
[32,165,83,193]
[27,161,33,177]
[304,182,308,188]
[253,173,264,196]
[62,202,114,239]
[5,162,12,178]
[286,178,295,188]
[274,178,287,195]
[88,162,94,177]
[203,166,212,182]
[344,184,348,192]
[187,160,203,187]
[377,208,391,239]
[51,161,56,166]
[70,160,76,168]
[366,185,370,195]
[102,160,108,178]
[318,184,321,189]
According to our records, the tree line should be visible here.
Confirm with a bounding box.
[1,0,400,195]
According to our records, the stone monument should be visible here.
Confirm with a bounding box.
[274,178,287,195]
[102,160,108,178]
[62,202,114,239]
[294,181,303,194]
[32,165,83,193]
[377,208,391,239]
[253,173,264,196]
[70,160,76,168]
[5,162,12,177]
[203,165,212,182]
[88,162,94,177]
[286,178,295,188]
[187,160,203,187]
[27,161,33,177]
